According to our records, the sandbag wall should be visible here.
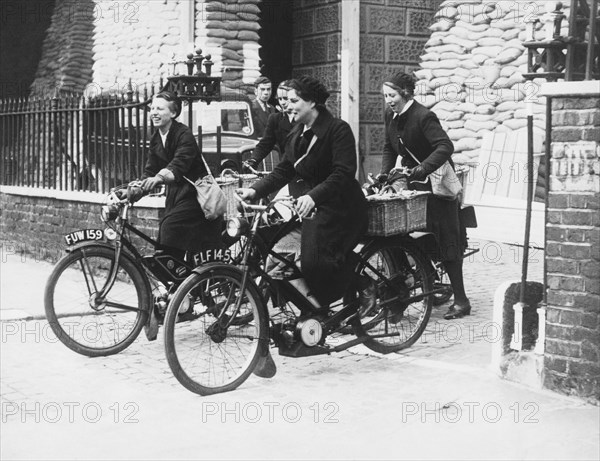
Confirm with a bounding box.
[196,0,262,94]
[414,0,570,165]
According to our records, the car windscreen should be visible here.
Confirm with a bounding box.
[182,101,254,137]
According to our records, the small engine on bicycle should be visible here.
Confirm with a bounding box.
[276,316,324,348]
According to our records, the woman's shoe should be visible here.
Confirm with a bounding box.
[443,301,471,320]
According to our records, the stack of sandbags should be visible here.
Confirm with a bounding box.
[92,0,183,92]
[31,0,95,96]
[414,0,569,164]
[196,0,262,94]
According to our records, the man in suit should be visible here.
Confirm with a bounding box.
[250,76,276,139]
[245,80,295,171]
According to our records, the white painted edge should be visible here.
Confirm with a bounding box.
[490,280,521,376]
[540,81,600,97]
[0,185,165,208]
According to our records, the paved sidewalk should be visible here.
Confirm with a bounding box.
[1,239,599,460]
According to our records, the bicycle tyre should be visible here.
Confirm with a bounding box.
[350,239,434,354]
[227,234,270,326]
[164,264,269,396]
[44,246,150,357]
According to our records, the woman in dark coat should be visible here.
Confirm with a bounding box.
[136,91,222,259]
[238,76,368,308]
[378,72,471,319]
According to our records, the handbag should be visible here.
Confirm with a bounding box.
[184,155,227,220]
[398,137,462,200]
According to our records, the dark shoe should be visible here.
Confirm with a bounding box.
[253,350,277,379]
[144,306,159,341]
[443,301,472,320]
[358,275,377,317]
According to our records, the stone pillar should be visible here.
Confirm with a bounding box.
[292,0,342,116]
[359,0,442,177]
[541,81,600,403]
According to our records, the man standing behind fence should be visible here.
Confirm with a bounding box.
[250,76,276,139]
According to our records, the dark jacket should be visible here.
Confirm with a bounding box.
[380,101,454,177]
[252,108,368,305]
[250,99,277,139]
[250,111,295,165]
[380,101,463,261]
[144,120,222,252]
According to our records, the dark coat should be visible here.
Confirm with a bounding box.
[250,111,295,165]
[381,101,463,261]
[250,99,277,139]
[252,108,368,305]
[143,120,222,252]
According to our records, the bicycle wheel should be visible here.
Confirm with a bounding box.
[227,235,269,326]
[349,240,434,354]
[44,246,150,357]
[164,264,268,396]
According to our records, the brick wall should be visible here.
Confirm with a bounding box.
[359,0,442,176]
[544,94,600,403]
[0,189,163,263]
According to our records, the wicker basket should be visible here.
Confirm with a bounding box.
[216,174,261,219]
[366,191,429,237]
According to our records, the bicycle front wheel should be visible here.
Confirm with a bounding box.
[164,265,268,396]
[44,246,150,356]
[350,239,434,354]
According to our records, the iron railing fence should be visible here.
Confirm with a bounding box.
[0,85,157,194]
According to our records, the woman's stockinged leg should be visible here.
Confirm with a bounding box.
[442,258,471,319]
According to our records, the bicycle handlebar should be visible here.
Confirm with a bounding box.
[233,192,304,219]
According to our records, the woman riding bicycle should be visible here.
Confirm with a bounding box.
[378,72,471,320]
[128,91,223,261]
[237,76,369,374]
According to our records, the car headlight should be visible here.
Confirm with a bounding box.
[226,217,249,238]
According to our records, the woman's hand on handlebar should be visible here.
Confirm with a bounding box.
[235,187,256,201]
[296,195,315,218]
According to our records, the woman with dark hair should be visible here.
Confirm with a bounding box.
[379,72,471,320]
[131,91,222,260]
[237,75,368,310]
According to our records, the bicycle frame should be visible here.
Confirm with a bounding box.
[219,198,443,354]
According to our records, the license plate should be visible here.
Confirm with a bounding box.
[64,229,105,245]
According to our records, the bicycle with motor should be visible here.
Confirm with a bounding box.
[162,190,443,396]
[44,184,233,357]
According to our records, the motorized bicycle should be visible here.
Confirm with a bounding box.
[162,195,439,396]
[43,186,232,357]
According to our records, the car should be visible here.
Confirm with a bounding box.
[82,92,278,192]
[182,93,279,175]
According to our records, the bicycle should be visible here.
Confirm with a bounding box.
[163,195,439,396]
[44,186,232,357]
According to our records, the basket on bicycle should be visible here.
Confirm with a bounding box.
[217,173,263,219]
[365,191,429,237]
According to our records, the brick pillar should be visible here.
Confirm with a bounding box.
[542,82,600,403]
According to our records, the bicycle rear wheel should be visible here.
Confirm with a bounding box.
[44,246,150,356]
[349,240,434,354]
[164,264,268,396]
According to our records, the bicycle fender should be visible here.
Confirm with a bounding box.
[65,241,141,275]
[65,240,117,253]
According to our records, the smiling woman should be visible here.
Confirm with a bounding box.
[128,91,224,261]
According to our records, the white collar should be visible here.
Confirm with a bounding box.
[393,99,414,118]
[159,130,168,146]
